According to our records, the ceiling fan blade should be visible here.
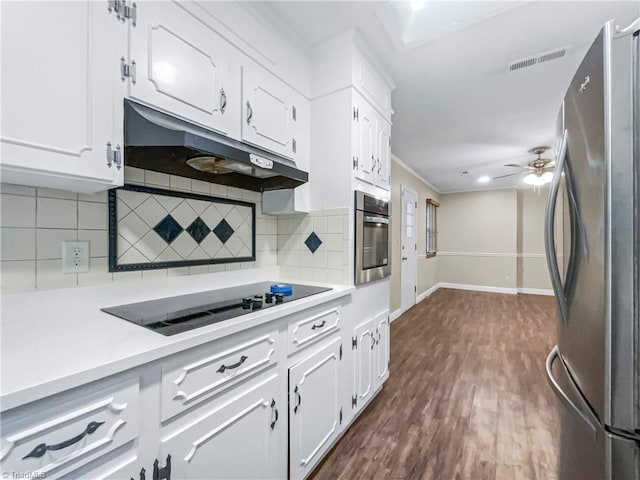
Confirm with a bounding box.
[504,164,530,169]
[493,172,526,179]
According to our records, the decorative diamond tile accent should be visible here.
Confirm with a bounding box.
[213,219,234,244]
[186,217,210,244]
[110,185,255,271]
[305,232,323,253]
[153,215,184,244]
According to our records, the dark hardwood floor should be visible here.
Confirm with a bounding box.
[311,288,560,480]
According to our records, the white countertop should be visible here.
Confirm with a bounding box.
[0,267,354,412]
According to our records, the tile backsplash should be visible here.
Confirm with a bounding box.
[1,167,354,294]
[277,208,352,284]
[0,167,278,293]
[111,185,254,271]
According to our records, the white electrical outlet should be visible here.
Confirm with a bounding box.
[62,241,90,273]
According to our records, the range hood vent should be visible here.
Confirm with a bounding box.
[124,100,308,193]
[508,45,569,72]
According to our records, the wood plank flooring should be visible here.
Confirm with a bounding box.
[311,288,560,480]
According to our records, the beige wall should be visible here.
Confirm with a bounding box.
[389,158,439,313]
[438,187,552,291]
[439,189,518,289]
[517,187,552,290]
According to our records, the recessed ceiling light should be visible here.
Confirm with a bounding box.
[410,0,425,12]
[478,176,490,183]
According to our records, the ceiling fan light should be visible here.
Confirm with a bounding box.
[524,173,544,186]
[541,171,554,183]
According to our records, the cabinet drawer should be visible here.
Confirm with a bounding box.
[161,327,279,421]
[288,306,341,355]
[0,379,139,479]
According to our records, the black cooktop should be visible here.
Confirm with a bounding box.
[101,282,332,336]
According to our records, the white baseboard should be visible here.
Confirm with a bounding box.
[417,283,440,302]
[391,283,442,323]
[438,282,518,295]
[517,287,554,296]
[389,308,403,323]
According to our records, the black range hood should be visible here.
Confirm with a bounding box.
[124,100,308,192]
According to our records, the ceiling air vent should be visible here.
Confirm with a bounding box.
[508,45,570,72]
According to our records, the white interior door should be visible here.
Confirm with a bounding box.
[400,186,418,312]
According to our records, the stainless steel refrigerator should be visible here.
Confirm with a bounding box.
[544,18,640,479]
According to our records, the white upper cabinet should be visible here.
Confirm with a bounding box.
[353,94,391,190]
[128,1,240,138]
[352,49,393,120]
[377,119,391,189]
[242,62,298,160]
[0,1,126,193]
[354,100,377,185]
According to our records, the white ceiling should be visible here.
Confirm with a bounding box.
[246,1,639,192]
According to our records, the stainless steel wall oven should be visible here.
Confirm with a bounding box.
[355,191,391,285]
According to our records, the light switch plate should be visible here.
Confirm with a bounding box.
[62,241,90,273]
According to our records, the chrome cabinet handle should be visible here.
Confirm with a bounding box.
[246,101,253,124]
[545,346,598,436]
[22,421,105,459]
[216,355,248,373]
[401,257,408,261]
[293,385,301,413]
[220,88,227,115]
[376,329,381,345]
[270,398,279,429]
[377,158,381,175]
[544,128,569,324]
[370,333,375,349]
[311,319,326,330]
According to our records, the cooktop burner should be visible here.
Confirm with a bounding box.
[101,282,332,336]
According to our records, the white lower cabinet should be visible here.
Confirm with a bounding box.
[289,337,343,480]
[159,372,285,480]
[0,378,140,480]
[352,318,375,413]
[373,310,390,390]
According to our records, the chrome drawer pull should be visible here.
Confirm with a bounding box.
[216,355,248,373]
[22,421,105,459]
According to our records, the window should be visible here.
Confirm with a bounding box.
[426,198,439,258]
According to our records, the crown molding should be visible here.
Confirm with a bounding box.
[391,154,440,193]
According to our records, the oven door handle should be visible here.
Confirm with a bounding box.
[363,215,389,224]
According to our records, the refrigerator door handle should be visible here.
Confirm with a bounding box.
[546,345,599,437]
[545,129,569,324]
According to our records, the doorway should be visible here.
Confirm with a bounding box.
[400,186,417,312]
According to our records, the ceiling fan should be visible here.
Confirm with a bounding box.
[494,146,555,185]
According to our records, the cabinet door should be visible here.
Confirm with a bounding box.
[289,338,342,480]
[353,318,375,413]
[374,310,390,390]
[376,118,391,190]
[160,373,284,480]
[129,1,240,138]
[0,1,125,192]
[354,100,376,185]
[242,63,296,159]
